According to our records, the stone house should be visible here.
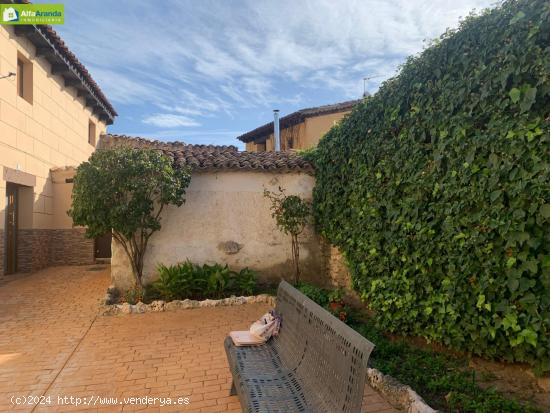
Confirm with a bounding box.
[100,134,327,291]
[237,100,360,152]
[0,22,116,275]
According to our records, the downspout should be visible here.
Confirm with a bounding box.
[273,109,281,152]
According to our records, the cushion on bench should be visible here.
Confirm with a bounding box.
[225,280,375,413]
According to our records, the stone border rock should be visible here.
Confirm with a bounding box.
[367,367,439,413]
[100,294,276,316]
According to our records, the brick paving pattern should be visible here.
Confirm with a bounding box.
[0,266,399,412]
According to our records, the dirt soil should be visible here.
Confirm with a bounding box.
[469,357,550,413]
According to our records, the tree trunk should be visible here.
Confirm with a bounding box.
[291,234,300,285]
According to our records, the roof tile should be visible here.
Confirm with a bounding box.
[99,134,314,174]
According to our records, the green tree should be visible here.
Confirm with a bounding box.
[69,148,191,290]
[264,187,311,284]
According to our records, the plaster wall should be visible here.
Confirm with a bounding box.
[111,171,325,290]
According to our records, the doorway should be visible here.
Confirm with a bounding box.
[5,183,18,274]
[94,232,112,260]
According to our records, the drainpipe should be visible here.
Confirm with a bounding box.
[273,109,281,152]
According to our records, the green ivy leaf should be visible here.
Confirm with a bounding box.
[508,277,519,292]
[520,329,538,347]
[520,87,537,112]
[509,88,521,103]
[506,257,517,268]
[509,10,526,25]
[476,294,486,309]
[539,204,550,219]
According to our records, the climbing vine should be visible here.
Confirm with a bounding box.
[310,0,550,372]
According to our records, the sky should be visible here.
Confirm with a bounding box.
[40,0,495,149]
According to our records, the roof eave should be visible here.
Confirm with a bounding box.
[12,25,116,124]
[237,100,360,144]
[1,0,117,124]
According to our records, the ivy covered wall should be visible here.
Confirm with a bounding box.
[310,0,550,372]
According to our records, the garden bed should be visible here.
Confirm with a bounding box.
[297,283,542,413]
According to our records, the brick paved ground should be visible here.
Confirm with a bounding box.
[0,266,399,413]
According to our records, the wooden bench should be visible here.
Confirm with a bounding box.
[224,280,375,413]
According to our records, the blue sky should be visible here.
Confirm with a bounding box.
[43,0,493,149]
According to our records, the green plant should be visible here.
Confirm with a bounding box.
[155,261,195,300]
[124,286,143,305]
[264,187,311,284]
[152,261,258,300]
[297,282,330,307]
[310,0,550,371]
[233,268,257,296]
[328,288,345,304]
[204,263,232,298]
[69,147,191,291]
[353,320,539,412]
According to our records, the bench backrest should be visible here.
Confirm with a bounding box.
[273,281,375,413]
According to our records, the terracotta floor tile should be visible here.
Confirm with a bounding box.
[0,265,399,413]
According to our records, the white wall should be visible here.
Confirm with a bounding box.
[111,170,325,290]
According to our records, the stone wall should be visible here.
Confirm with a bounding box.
[16,228,93,273]
[323,241,361,302]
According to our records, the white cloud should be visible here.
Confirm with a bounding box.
[142,114,201,128]
[51,0,495,144]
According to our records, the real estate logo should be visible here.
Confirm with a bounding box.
[1,4,64,25]
[3,7,18,23]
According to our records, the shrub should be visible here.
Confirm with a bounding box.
[310,0,550,372]
[152,261,258,301]
[234,268,257,296]
[123,286,143,305]
[69,147,191,290]
[264,187,311,284]
[296,282,330,307]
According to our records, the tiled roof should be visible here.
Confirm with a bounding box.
[35,25,117,117]
[3,0,116,123]
[237,99,361,143]
[100,134,314,174]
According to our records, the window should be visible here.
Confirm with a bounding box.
[16,54,33,104]
[88,120,96,146]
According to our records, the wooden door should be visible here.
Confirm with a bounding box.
[95,232,112,259]
[5,183,18,274]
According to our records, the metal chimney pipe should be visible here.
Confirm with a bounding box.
[273,109,281,152]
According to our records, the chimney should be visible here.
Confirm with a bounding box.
[273,109,281,152]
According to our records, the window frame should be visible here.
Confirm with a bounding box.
[16,54,33,104]
[88,120,96,146]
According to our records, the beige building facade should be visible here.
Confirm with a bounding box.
[0,24,116,275]
[238,100,360,152]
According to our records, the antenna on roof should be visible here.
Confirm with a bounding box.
[363,75,383,97]
[273,110,281,152]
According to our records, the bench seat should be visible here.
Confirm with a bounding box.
[225,337,326,412]
[224,281,375,413]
